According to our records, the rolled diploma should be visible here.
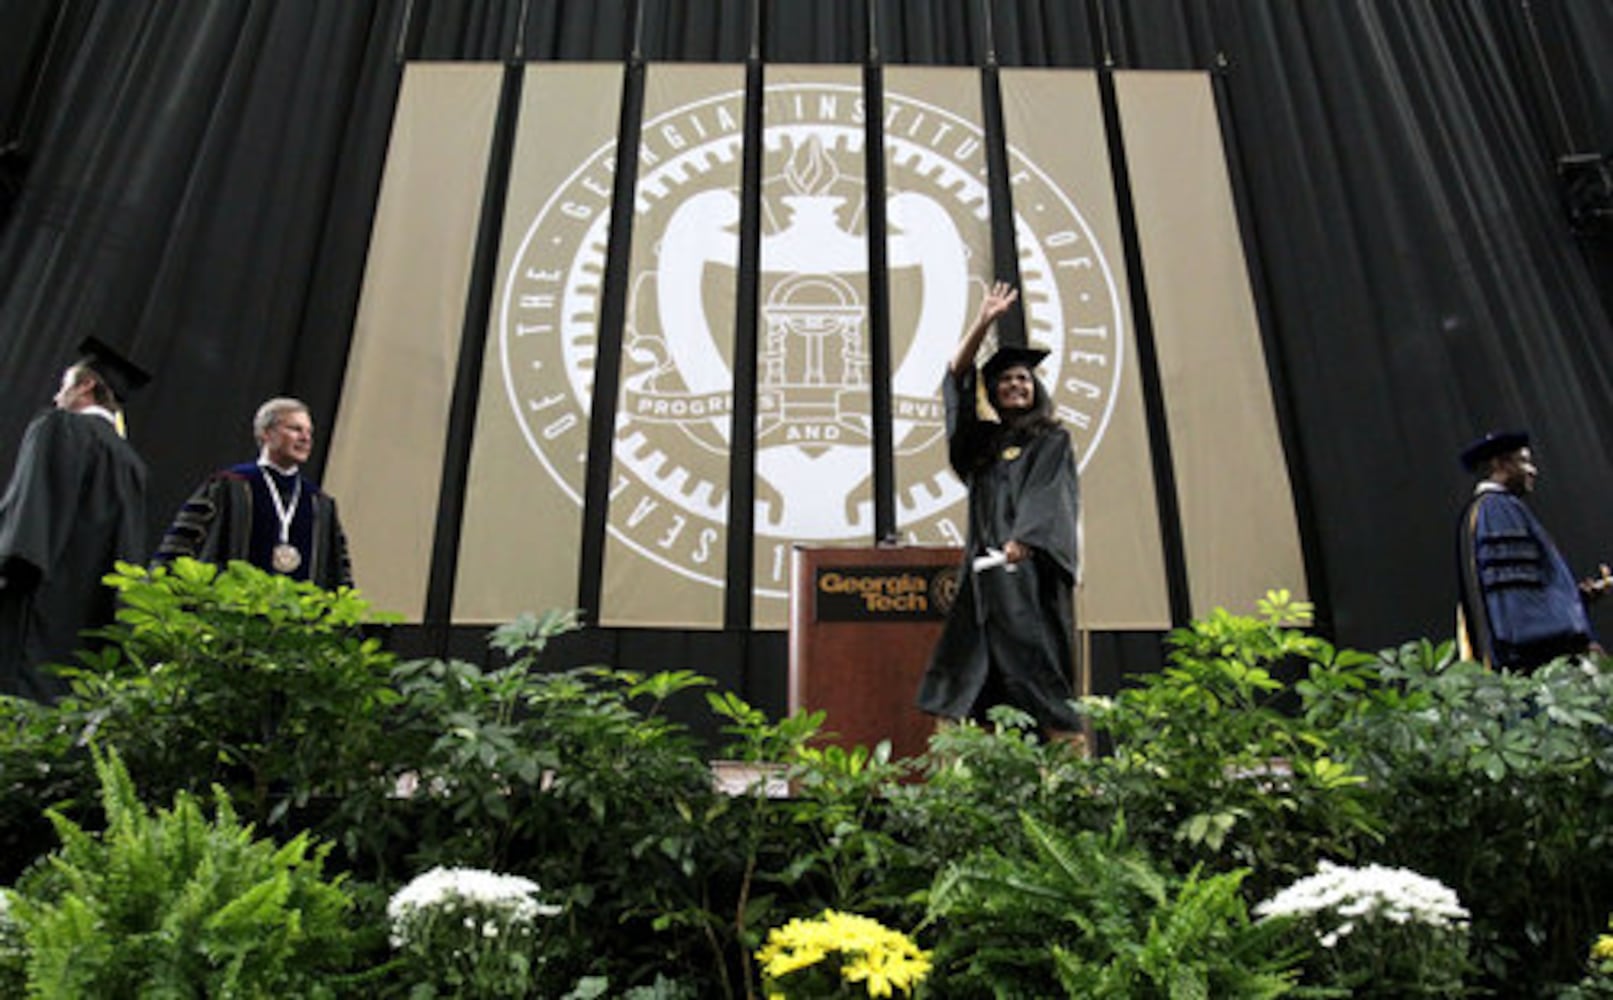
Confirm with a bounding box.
[972,548,1017,574]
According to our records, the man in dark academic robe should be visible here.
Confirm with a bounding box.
[154,397,353,590]
[0,345,150,701]
[917,281,1083,735]
[1456,430,1607,671]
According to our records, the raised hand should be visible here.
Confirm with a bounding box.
[950,279,1021,375]
[977,280,1020,326]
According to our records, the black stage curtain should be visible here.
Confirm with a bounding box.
[1,1,1609,713]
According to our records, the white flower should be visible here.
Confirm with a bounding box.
[1254,861,1469,946]
[388,866,562,949]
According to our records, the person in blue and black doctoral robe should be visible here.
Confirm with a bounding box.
[1456,429,1608,671]
[154,397,353,590]
[0,342,150,701]
[916,281,1083,737]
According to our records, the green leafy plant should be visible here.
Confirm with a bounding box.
[703,714,932,998]
[0,695,90,885]
[632,690,919,998]
[358,611,586,874]
[6,745,354,997]
[887,707,1091,869]
[369,611,732,995]
[923,812,1299,998]
[688,690,834,997]
[63,558,401,830]
[1075,590,1382,893]
[1327,641,1613,991]
[780,740,921,918]
[13,576,1607,999]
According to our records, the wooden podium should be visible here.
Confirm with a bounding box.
[789,545,963,760]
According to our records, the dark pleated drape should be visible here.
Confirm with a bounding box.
[1,0,1609,706]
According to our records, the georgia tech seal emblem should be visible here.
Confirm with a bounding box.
[500,81,1123,602]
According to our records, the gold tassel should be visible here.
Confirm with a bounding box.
[1454,603,1487,670]
[974,371,1000,423]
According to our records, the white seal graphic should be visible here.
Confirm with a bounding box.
[501,81,1123,601]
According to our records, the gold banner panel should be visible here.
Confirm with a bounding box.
[751,65,874,630]
[599,64,745,628]
[1116,70,1307,616]
[326,64,502,621]
[999,68,1171,629]
[454,64,623,622]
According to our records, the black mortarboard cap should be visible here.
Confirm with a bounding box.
[981,344,1050,384]
[74,336,151,402]
[1459,429,1529,473]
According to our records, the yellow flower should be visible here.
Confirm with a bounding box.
[757,909,932,999]
[760,943,829,978]
[1592,934,1613,961]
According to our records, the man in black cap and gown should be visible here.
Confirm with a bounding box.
[1456,429,1608,671]
[0,339,150,701]
[916,280,1084,738]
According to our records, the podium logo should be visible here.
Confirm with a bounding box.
[500,80,1123,598]
[815,564,956,621]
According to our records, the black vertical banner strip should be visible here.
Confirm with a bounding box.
[393,0,422,64]
[422,63,524,653]
[1092,66,1191,627]
[864,59,895,541]
[577,52,647,624]
[723,21,765,630]
[1210,66,1331,633]
[978,68,1024,344]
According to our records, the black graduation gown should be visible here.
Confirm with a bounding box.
[153,462,354,590]
[0,409,148,701]
[1456,486,1593,670]
[916,366,1083,732]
